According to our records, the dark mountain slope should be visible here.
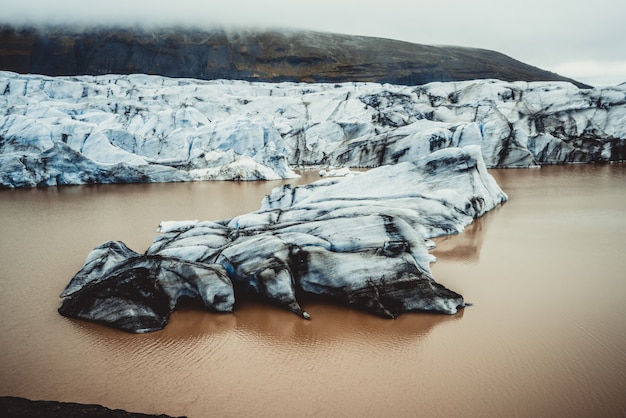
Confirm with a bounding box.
[0,25,590,87]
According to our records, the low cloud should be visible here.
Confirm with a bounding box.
[1,0,624,86]
[550,61,626,87]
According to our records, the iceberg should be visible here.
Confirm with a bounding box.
[58,146,508,333]
[1,71,625,188]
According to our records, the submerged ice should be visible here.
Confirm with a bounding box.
[58,146,508,333]
[1,71,625,188]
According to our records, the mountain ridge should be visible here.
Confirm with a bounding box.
[0,24,591,88]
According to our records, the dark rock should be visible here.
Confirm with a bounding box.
[0,396,184,418]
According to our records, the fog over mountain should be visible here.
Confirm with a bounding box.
[0,25,589,88]
[1,0,624,86]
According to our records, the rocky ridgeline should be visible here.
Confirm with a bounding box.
[1,71,625,188]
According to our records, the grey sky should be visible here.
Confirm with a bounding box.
[1,0,625,86]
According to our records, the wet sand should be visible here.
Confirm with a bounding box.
[1,165,625,417]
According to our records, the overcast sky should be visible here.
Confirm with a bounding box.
[1,0,625,86]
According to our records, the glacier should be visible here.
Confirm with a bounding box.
[58,146,507,332]
[1,71,625,188]
[0,69,619,331]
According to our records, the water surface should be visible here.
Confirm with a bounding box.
[1,165,625,417]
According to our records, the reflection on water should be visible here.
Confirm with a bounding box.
[431,208,499,263]
[1,165,625,417]
[73,298,462,366]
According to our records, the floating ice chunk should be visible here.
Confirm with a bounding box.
[59,146,507,332]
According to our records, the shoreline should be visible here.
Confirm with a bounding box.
[0,396,182,418]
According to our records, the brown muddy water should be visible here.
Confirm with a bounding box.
[0,165,625,418]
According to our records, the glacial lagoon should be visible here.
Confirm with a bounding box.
[1,165,625,417]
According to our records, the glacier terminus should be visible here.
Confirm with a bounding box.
[1,71,624,188]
